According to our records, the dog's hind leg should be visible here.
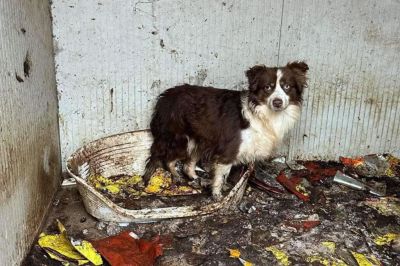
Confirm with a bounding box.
[211,163,232,201]
[167,159,180,178]
[183,158,199,180]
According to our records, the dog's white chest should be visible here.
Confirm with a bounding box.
[237,123,275,163]
[237,104,300,163]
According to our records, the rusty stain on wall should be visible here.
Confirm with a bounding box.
[0,0,60,265]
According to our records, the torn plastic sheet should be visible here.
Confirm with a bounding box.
[91,231,163,266]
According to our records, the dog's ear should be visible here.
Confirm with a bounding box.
[246,65,267,91]
[287,61,309,93]
[286,61,309,74]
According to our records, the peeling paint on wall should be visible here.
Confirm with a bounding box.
[0,0,61,265]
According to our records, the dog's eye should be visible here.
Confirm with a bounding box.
[265,85,272,92]
[283,84,291,91]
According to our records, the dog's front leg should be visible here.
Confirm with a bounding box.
[211,163,232,201]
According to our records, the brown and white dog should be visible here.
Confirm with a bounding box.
[143,61,309,200]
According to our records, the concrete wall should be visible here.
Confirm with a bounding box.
[0,1,61,265]
[52,0,400,169]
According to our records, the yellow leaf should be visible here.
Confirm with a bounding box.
[229,248,241,258]
[72,239,103,265]
[374,233,400,246]
[145,169,172,193]
[266,246,291,266]
[104,184,120,194]
[351,252,379,266]
[38,220,92,265]
[38,233,84,261]
[307,255,348,266]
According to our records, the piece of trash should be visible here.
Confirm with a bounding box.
[272,156,286,164]
[228,248,253,266]
[106,222,122,236]
[96,221,106,230]
[300,161,342,184]
[82,229,89,235]
[333,171,385,196]
[350,251,381,266]
[276,171,310,201]
[195,165,206,172]
[340,154,395,178]
[91,231,163,266]
[364,197,400,216]
[129,231,140,239]
[266,246,291,266]
[392,237,400,252]
[306,242,347,265]
[239,202,257,214]
[286,160,307,171]
[384,154,400,177]
[249,177,285,194]
[321,241,336,253]
[119,222,130,227]
[306,255,347,266]
[374,233,400,246]
[70,238,103,266]
[62,177,77,187]
[38,220,102,265]
[340,156,365,167]
[284,215,320,232]
[52,199,60,206]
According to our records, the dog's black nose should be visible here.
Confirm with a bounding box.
[273,99,283,108]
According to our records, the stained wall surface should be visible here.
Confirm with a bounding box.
[0,1,61,265]
[52,0,400,169]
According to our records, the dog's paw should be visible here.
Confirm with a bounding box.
[212,192,223,202]
[188,179,202,189]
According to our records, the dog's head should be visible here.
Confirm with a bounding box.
[246,61,309,112]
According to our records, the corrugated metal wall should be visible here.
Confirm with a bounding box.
[0,1,60,265]
[52,0,400,169]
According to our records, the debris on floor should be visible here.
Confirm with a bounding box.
[86,166,210,210]
[24,154,400,265]
[88,168,201,202]
[364,197,400,217]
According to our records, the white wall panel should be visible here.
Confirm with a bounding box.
[0,1,60,265]
[52,0,400,169]
[52,0,284,169]
[279,0,400,159]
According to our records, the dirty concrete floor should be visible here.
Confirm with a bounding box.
[24,161,400,266]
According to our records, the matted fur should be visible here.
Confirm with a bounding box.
[144,61,309,199]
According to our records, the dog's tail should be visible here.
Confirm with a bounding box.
[143,155,163,182]
[142,138,168,182]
